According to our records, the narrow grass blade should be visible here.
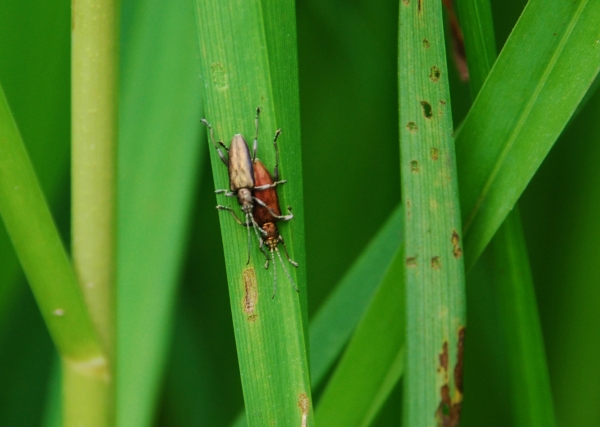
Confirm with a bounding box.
[399,0,467,425]
[195,1,313,425]
[116,0,203,425]
[456,0,600,270]
[315,247,404,427]
[457,0,558,424]
[0,84,103,363]
[488,207,556,426]
[309,205,402,386]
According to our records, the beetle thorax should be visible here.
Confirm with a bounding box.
[261,222,279,249]
[237,188,253,213]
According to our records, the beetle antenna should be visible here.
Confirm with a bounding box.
[276,248,299,293]
[249,212,270,261]
[271,248,277,299]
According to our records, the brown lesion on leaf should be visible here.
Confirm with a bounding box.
[430,66,441,82]
[407,121,418,133]
[436,384,462,427]
[439,341,448,372]
[411,160,420,172]
[455,327,465,395]
[423,39,430,49]
[298,393,310,427]
[451,230,463,258]
[406,257,417,267]
[431,256,441,270]
[243,268,258,317]
[418,0,422,13]
[435,328,465,427]
[402,0,410,5]
[431,147,439,160]
[421,101,433,119]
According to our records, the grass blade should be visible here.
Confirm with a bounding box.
[399,0,467,424]
[489,207,556,426]
[309,205,402,386]
[457,0,557,424]
[456,0,600,270]
[195,0,312,425]
[315,247,404,426]
[116,0,204,425]
[0,84,103,362]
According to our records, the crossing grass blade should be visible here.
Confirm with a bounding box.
[456,0,600,270]
[0,84,103,364]
[195,0,313,425]
[399,0,467,425]
[315,247,404,427]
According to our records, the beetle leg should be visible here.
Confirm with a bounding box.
[279,235,299,267]
[253,107,261,161]
[216,205,250,226]
[253,179,287,191]
[252,197,294,221]
[215,189,236,197]
[273,129,281,182]
[201,118,228,166]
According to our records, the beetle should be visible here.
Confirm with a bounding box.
[201,108,292,263]
[252,129,298,298]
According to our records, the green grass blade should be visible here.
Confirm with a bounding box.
[456,0,600,270]
[231,205,403,427]
[315,247,404,427]
[116,0,203,425]
[195,0,312,425]
[455,0,496,96]
[457,0,557,424]
[489,206,556,427]
[399,0,467,424]
[548,89,600,426]
[0,84,103,362]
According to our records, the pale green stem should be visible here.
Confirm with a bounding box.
[70,0,119,424]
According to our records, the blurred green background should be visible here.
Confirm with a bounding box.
[1,0,599,425]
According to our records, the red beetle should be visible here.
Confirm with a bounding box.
[253,130,298,298]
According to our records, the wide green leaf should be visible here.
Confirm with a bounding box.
[195,0,312,425]
[399,0,467,424]
[457,0,600,270]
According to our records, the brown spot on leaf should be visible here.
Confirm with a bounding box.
[431,256,441,270]
[243,268,258,315]
[411,160,419,172]
[454,327,465,394]
[436,384,462,427]
[430,66,441,82]
[402,0,410,4]
[439,341,448,371]
[298,393,310,427]
[451,230,462,258]
[406,257,417,268]
[418,0,422,12]
[423,39,430,48]
[407,121,418,133]
[421,101,433,119]
[431,148,439,160]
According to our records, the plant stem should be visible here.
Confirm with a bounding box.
[70,0,119,423]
